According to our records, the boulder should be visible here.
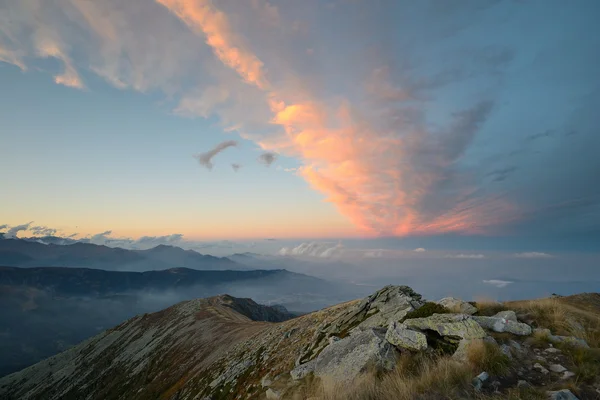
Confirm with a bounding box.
[534,363,549,374]
[312,328,397,384]
[403,313,486,341]
[494,310,517,321]
[472,371,489,391]
[472,315,532,336]
[534,329,589,348]
[385,322,427,351]
[437,297,478,315]
[548,389,579,400]
[549,364,567,373]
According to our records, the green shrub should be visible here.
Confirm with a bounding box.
[401,302,450,321]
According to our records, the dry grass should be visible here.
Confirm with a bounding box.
[473,297,507,316]
[509,297,600,348]
[289,342,517,400]
[466,340,512,376]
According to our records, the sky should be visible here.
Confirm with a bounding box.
[1,0,599,250]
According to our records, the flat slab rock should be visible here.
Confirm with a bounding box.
[291,328,396,384]
[403,313,487,340]
[472,312,532,336]
[437,297,478,315]
[385,321,427,351]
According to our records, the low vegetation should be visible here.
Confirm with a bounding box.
[401,302,450,321]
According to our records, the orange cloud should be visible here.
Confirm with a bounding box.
[155,0,512,237]
[156,0,268,90]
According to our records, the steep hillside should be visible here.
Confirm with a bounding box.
[0,266,352,378]
[1,288,599,400]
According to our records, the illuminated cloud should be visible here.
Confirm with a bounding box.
[194,140,237,170]
[513,252,554,259]
[414,248,426,252]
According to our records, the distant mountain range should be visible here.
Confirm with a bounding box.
[0,239,241,271]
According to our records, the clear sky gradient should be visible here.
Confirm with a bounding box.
[1,0,599,247]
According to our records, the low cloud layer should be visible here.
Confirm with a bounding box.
[513,252,553,259]
[483,280,514,289]
[279,242,344,258]
[194,140,237,170]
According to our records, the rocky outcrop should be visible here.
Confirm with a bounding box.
[472,311,532,336]
[296,285,424,365]
[385,322,428,351]
[437,297,478,315]
[403,313,487,342]
[293,328,397,384]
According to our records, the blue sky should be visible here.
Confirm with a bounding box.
[0,0,599,250]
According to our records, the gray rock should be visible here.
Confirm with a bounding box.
[547,389,579,400]
[385,322,427,351]
[517,380,532,388]
[534,363,549,374]
[328,336,340,345]
[261,375,272,388]
[494,310,517,321]
[561,371,575,380]
[544,347,561,354]
[266,388,281,399]
[437,297,478,315]
[290,360,316,380]
[500,344,513,358]
[472,371,489,391]
[403,313,486,341]
[549,364,567,373]
[472,315,532,336]
[534,329,589,348]
[312,328,397,384]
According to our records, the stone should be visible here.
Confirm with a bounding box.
[517,380,532,388]
[266,388,281,399]
[494,310,518,321]
[472,371,489,391]
[500,344,513,358]
[549,364,567,373]
[534,363,549,374]
[312,328,397,384]
[561,371,575,380]
[534,329,589,348]
[472,315,532,336]
[544,347,561,354]
[261,376,272,388]
[403,313,487,340]
[385,322,428,351]
[290,360,316,380]
[437,297,478,315]
[547,389,579,400]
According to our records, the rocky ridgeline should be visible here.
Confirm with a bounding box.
[274,286,587,399]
